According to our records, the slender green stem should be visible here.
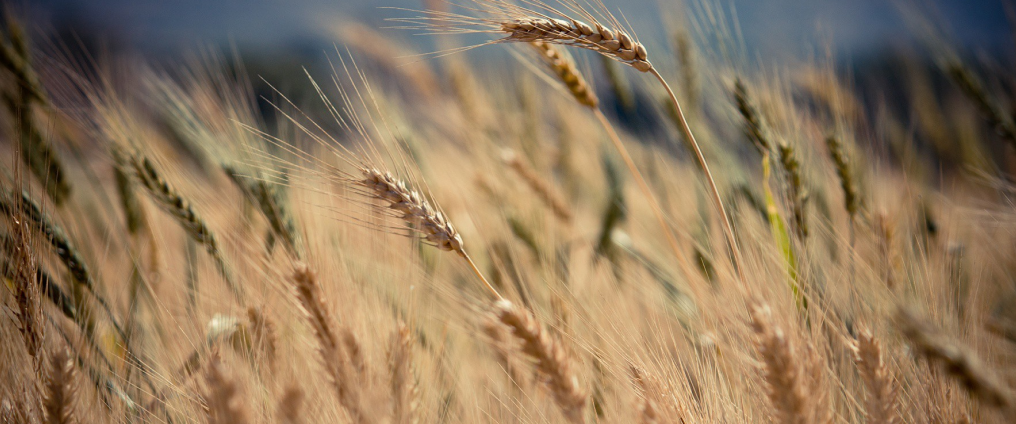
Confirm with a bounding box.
[650,68,745,284]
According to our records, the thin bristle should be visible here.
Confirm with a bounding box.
[495,300,586,424]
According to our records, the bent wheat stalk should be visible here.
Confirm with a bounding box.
[526,41,698,293]
[400,1,744,282]
[503,16,738,273]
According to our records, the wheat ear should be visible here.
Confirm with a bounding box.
[389,322,419,424]
[44,349,76,424]
[530,41,598,108]
[1,19,72,205]
[495,300,586,424]
[776,144,808,239]
[897,308,1015,411]
[0,190,127,341]
[291,263,371,424]
[851,328,899,424]
[2,222,42,361]
[129,155,242,302]
[203,358,249,424]
[358,166,502,300]
[247,307,278,371]
[825,135,859,220]
[501,17,651,72]
[749,305,811,424]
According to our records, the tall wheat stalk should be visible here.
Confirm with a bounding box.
[398,0,745,283]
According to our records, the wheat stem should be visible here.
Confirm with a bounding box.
[651,68,744,283]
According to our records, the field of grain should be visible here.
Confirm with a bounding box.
[2,1,1016,423]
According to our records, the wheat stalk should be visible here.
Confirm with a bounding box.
[495,300,586,424]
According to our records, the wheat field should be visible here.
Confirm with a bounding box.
[2,0,1016,423]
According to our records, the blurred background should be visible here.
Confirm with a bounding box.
[21,0,1014,61]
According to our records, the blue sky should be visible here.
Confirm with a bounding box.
[25,0,1014,59]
